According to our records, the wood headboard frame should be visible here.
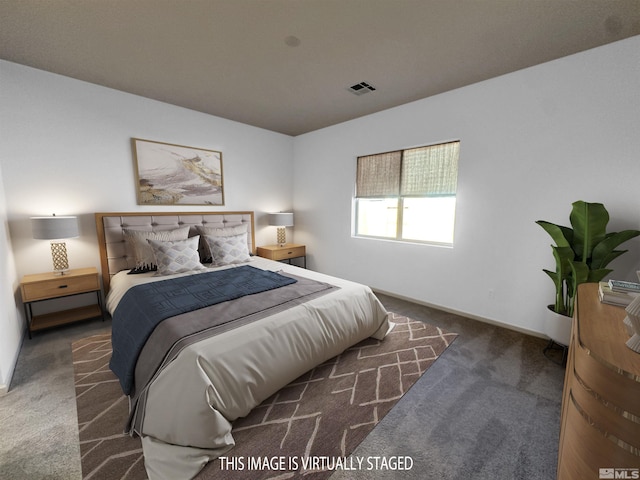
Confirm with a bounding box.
[95,211,255,293]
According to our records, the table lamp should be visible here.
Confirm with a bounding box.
[268,212,294,246]
[31,214,79,274]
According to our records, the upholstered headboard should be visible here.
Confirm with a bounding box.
[95,211,255,293]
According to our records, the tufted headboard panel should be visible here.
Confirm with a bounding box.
[95,211,255,293]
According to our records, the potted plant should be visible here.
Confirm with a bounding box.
[536,200,640,346]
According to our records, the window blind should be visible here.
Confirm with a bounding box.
[356,151,402,197]
[356,141,459,198]
[401,141,459,196]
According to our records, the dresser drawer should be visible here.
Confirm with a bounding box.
[271,245,305,261]
[21,273,100,302]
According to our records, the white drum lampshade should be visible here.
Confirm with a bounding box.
[31,215,79,274]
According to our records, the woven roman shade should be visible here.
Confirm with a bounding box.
[356,151,402,197]
[401,141,459,196]
[356,141,459,198]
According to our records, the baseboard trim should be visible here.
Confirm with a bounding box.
[0,329,24,397]
[372,288,546,340]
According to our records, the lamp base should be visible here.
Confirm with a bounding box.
[276,227,287,246]
[51,241,70,273]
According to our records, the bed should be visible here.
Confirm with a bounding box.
[95,211,391,479]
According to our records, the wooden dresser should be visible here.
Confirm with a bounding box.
[557,283,640,479]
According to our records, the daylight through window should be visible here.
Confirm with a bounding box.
[354,141,460,245]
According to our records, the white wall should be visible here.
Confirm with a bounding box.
[0,161,22,394]
[0,61,294,390]
[292,36,640,336]
[1,61,294,278]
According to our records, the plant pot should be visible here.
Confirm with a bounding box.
[544,305,573,346]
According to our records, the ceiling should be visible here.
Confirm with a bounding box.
[1,1,639,136]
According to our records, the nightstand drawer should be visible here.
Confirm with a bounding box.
[21,273,100,302]
[271,245,306,261]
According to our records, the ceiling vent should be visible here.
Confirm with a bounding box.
[348,82,376,95]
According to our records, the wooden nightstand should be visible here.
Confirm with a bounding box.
[20,267,104,338]
[256,244,306,268]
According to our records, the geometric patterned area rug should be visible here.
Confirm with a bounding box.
[72,313,457,480]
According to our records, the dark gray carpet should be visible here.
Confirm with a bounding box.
[330,294,565,480]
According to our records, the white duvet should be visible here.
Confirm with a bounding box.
[106,257,391,480]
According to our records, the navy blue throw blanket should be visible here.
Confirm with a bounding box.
[109,265,297,395]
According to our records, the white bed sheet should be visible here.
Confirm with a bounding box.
[106,257,391,480]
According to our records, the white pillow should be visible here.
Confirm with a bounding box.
[147,236,206,276]
[204,232,251,266]
[123,226,190,272]
[195,224,248,261]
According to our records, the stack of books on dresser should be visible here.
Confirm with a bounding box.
[598,279,640,307]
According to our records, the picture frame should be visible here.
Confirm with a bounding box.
[132,138,224,205]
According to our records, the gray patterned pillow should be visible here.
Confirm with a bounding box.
[147,236,207,276]
[124,226,190,272]
[204,232,251,266]
[195,224,248,262]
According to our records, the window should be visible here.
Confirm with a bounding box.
[354,141,460,245]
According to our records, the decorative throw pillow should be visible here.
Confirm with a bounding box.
[147,236,206,276]
[123,226,190,273]
[195,224,248,262]
[204,232,251,266]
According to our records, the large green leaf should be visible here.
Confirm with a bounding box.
[543,269,564,313]
[547,245,574,313]
[551,245,575,274]
[536,220,572,247]
[586,267,613,283]
[569,201,608,262]
[591,230,640,268]
[567,261,590,316]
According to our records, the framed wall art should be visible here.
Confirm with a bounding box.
[132,138,224,205]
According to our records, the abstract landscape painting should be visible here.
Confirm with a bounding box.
[132,138,224,205]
